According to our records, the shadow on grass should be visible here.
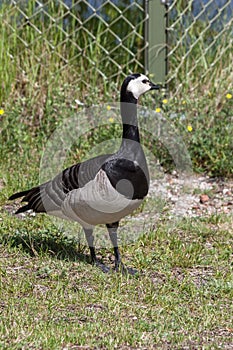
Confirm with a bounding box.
[0,228,98,266]
[1,228,138,274]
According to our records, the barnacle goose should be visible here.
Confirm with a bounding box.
[9,73,160,272]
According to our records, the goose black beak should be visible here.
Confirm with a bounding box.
[149,82,161,90]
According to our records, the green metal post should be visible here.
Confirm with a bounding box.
[146,0,167,84]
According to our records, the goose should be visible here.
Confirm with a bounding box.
[9,73,160,272]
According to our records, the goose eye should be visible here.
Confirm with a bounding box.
[142,79,149,84]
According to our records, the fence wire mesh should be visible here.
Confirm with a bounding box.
[1,0,232,99]
[1,0,147,90]
[166,0,233,95]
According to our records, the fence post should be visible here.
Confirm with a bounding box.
[146,0,167,84]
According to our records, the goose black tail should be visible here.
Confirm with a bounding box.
[15,204,31,214]
[9,185,46,213]
[8,189,32,201]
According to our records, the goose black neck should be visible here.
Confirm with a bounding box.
[120,89,140,143]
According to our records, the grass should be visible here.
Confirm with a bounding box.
[0,1,233,348]
[0,210,233,349]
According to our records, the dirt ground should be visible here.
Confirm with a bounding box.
[149,172,233,219]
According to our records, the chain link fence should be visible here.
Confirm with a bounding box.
[1,0,147,91]
[1,0,232,99]
[166,0,233,94]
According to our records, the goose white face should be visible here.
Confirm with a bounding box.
[126,74,153,99]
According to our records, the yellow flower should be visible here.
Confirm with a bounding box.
[187,125,193,132]
[162,99,168,104]
[155,107,161,113]
[182,100,186,105]
[226,93,232,99]
[0,109,4,115]
[106,105,111,111]
[108,117,114,123]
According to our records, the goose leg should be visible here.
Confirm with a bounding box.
[106,222,138,276]
[106,222,122,271]
[83,228,110,273]
[83,228,96,264]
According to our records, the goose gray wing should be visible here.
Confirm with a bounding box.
[9,154,112,214]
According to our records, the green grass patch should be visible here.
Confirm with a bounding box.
[0,211,232,349]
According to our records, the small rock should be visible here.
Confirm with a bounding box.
[75,99,84,106]
[223,188,231,195]
[171,170,178,177]
[200,194,209,204]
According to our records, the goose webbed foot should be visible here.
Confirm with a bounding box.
[123,265,139,276]
[89,245,110,273]
[113,247,138,276]
[93,259,110,273]
[114,261,138,276]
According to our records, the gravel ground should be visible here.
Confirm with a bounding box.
[148,172,233,219]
